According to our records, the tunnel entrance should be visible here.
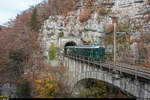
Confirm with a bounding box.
[64,41,76,54]
[72,78,135,98]
[64,41,76,48]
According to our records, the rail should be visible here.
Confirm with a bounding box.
[64,54,150,80]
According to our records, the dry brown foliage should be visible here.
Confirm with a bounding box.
[79,9,91,23]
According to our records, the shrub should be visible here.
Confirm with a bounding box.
[79,10,91,23]
[49,44,57,60]
[9,49,25,63]
[103,24,114,33]
[7,49,25,77]
[16,79,31,98]
[58,32,64,38]
[31,74,71,98]
[34,76,58,98]
[97,8,111,16]
[119,22,129,32]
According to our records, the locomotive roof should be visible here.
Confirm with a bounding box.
[66,45,104,49]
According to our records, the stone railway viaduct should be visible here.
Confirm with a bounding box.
[63,55,150,98]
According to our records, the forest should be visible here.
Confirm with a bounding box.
[0,0,75,98]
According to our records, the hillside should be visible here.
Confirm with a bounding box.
[0,0,78,98]
[0,25,5,31]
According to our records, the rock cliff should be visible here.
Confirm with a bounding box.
[39,0,150,64]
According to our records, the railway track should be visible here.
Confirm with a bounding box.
[65,55,150,80]
[102,61,150,79]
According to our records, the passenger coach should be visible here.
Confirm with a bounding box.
[65,45,105,61]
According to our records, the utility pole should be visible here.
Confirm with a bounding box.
[114,23,117,72]
[110,15,118,73]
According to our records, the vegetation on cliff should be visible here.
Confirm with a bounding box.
[49,44,57,60]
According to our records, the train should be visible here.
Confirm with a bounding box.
[65,45,105,60]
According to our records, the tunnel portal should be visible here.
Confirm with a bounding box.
[64,41,77,54]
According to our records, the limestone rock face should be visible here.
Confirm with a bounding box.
[39,0,149,63]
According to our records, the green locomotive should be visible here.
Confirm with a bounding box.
[65,45,105,60]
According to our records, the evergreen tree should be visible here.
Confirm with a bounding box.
[30,8,38,31]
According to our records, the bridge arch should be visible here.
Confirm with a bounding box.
[71,71,136,97]
[72,77,134,97]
